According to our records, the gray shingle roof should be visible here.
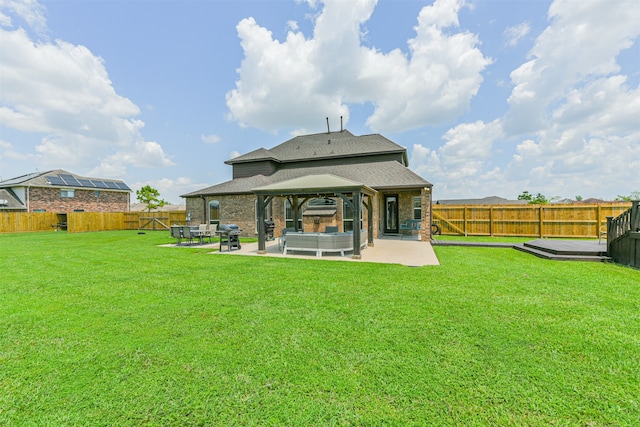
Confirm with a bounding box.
[183,161,431,197]
[225,130,408,165]
[227,148,277,163]
[253,174,375,195]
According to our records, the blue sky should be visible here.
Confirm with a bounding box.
[1,0,638,204]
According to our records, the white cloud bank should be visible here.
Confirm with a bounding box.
[415,0,640,200]
[0,0,173,179]
[226,0,491,134]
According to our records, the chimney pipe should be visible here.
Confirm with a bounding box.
[326,117,330,133]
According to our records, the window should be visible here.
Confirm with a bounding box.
[342,198,362,232]
[94,191,100,198]
[308,197,336,207]
[284,199,303,229]
[413,196,422,220]
[209,200,220,225]
[61,189,75,198]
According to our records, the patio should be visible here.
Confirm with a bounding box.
[214,237,440,267]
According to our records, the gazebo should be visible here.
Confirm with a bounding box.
[252,174,377,258]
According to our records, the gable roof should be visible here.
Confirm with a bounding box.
[253,174,376,196]
[226,129,409,166]
[0,169,131,192]
[0,188,24,209]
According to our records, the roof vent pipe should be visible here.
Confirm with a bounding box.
[340,116,343,131]
[326,117,330,133]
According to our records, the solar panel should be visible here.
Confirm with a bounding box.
[59,174,81,186]
[115,182,131,190]
[77,179,95,187]
[105,181,119,189]
[46,175,66,186]
[91,180,108,188]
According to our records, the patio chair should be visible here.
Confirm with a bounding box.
[198,224,212,243]
[181,226,194,245]
[170,226,182,245]
[599,224,607,245]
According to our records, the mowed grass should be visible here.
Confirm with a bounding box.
[1,231,639,426]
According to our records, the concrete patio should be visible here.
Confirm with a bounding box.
[214,237,440,267]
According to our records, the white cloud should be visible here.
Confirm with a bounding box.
[427,0,640,200]
[503,22,530,47]
[0,2,173,179]
[505,0,640,135]
[499,0,640,198]
[226,0,491,134]
[201,134,221,144]
[0,0,47,36]
[410,119,504,198]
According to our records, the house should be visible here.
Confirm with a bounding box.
[435,196,527,205]
[182,129,433,243]
[0,169,131,212]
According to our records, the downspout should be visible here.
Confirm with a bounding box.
[26,185,30,212]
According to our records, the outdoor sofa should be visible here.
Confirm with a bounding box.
[283,229,368,257]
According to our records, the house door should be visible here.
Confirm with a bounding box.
[384,195,399,234]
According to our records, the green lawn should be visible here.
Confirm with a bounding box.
[1,231,639,426]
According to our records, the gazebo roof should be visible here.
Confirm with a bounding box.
[252,174,377,197]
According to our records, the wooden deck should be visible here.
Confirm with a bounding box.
[432,239,612,263]
[515,239,611,262]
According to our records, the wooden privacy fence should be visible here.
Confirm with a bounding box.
[0,212,61,233]
[124,211,187,230]
[1,211,187,233]
[432,203,632,238]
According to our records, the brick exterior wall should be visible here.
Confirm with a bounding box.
[186,190,432,240]
[376,189,432,241]
[28,187,129,212]
[185,194,257,236]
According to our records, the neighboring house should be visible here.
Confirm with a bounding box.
[435,196,527,205]
[0,169,131,212]
[182,129,433,241]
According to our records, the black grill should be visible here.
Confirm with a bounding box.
[264,220,275,241]
[217,224,241,251]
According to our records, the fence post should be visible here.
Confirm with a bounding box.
[464,206,468,237]
[538,205,543,238]
[489,206,494,237]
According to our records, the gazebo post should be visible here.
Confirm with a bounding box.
[293,195,300,232]
[352,191,362,259]
[257,195,266,254]
[367,194,374,247]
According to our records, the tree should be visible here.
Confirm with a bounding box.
[518,191,549,204]
[136,185,167,212]
[615,191,640,202]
